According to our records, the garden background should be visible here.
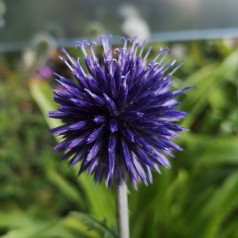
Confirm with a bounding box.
[0,0,238,237]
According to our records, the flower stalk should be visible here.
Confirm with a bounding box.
[116,181,130,238]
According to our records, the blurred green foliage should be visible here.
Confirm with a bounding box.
[0,39,238,238]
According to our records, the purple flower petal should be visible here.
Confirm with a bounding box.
[86,126,104,144]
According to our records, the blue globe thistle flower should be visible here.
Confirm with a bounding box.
[49,35,191,188]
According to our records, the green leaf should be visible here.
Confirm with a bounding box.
[0,212,36,229]
[46,169,85,208]
[180,64,218,128]
[197,171,238,238]
[0,213,97,238]
[30,80,61,130]
[74,170,115,224]
[0,220,57,238]
[71,212,117,238]
[182,134,238,167]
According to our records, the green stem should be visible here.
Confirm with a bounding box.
[116,180,130,238]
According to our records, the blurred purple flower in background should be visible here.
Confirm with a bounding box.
[35,65,53,79]
[49,35,191,188]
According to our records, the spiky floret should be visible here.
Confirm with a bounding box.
[49,35,190,188]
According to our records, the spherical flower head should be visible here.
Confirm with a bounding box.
[49,35,191,188]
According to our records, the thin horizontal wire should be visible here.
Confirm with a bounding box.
[1,27,238,53]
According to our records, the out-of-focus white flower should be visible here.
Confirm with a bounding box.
[119,4,150,41]
[171,44,186,59]
[22,49,37,70]
[121,18,150,42]
[223,38,236,48]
